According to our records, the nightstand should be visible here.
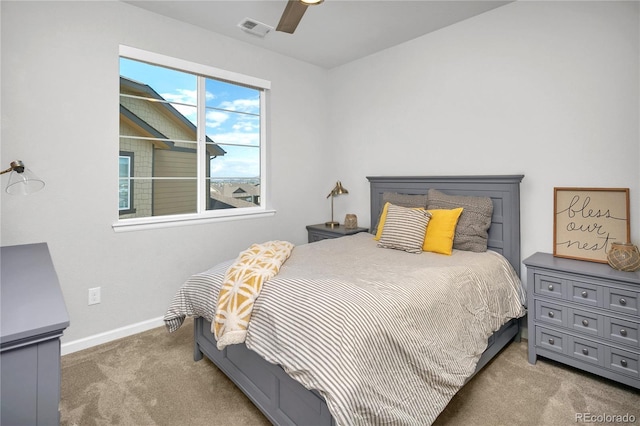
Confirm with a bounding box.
[306,223,369,243]
[524,252,640,389]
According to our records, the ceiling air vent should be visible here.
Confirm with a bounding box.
[238,18,273,38]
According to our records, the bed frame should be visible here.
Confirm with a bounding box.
[193,175,524,426]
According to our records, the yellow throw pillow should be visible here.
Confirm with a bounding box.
[374,202,391,240]
[422,208,464,255]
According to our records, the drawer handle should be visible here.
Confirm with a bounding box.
[620,329,627,337]
[582,348,589,356]
[548,311,555,318]
[581,291,588,298]
[548,338,555,345]
[620,298,627,306]
[582,319,589,327]
[548,284,554,291]
[621,359,628,368]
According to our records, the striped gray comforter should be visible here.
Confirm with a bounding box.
[165,233,526,425]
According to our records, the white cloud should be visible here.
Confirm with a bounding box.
[218,98,259,114]
[206,110,229,129]
[162,89,196,105]
[210,131,259,146]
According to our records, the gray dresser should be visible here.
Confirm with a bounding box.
[524,252,639,389]
[1,243,70,425]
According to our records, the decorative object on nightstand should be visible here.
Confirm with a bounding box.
[607,243,640,272]
[0,160,45,195]
[306,223,368,243]
[524,252,640,390]
[325,181,348,228]
[344,214,358,229]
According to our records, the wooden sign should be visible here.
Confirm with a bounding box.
[554,187,630,263]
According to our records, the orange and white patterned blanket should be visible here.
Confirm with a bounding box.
[213,240,294,350]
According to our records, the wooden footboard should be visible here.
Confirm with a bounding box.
[194,318,335,426]
[194,316,519,426]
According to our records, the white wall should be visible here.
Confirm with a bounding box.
[328,1,640,271]
[1,1,331,346]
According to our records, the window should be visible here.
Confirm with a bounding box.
[119,152,135,214]
[115,46,272,231]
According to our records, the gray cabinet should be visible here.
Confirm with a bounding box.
[524,252,639,389]
[1,243,70,425]
[306,223,369,243]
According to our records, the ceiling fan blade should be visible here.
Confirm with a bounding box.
[276,0,308,34]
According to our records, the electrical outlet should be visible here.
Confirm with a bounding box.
[88,287,101,305]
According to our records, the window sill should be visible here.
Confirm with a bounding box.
[112,209,276,233]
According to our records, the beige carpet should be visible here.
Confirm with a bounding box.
[61,318,639,426]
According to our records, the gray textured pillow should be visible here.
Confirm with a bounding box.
[426,188,493,252]
[373,192,429,234]
[377,204,431,254]
[382,192,428,208]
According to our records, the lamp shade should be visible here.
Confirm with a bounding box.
[327,181,349,198]
[6,167,45,195]
[325,181,349,227]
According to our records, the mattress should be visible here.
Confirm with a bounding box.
[165,233,526,425]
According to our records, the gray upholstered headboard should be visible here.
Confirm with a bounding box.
[367,175,524,276]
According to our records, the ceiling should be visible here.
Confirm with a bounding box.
[123,1,512,69]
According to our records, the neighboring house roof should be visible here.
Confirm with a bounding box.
[120,76,226,157]
[210,183,260,208]
[210,194,256,208]
[231,184,260,197]
[120,105,172,149]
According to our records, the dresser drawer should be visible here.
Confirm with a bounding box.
[605,346,640,379]
[535,300,565,327]
[605,317,639,348]
[534,274,566,299]
[569,336,604,366]
[568,308,602,337]
[535,326,566,354]
[605,287,639,316]
[567,280,602,308]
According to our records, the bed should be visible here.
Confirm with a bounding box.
[165,175,525,425]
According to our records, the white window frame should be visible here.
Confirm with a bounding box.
[118,154,133,212]
[113,45,274,232]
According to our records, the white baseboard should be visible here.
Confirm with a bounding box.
[61,316,165,356]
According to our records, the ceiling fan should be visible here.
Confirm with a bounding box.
[276,0,324,34]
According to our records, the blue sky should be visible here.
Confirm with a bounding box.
[120,58,260,179]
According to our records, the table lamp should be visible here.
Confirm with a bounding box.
[325,181,348,228]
